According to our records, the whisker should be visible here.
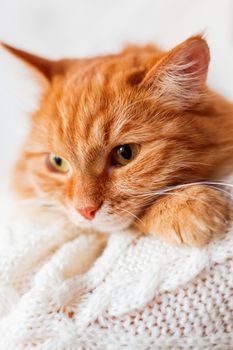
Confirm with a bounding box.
[119,207,145,226]
[128,180,233,199]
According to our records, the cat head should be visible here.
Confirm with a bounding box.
[3,36,212,232]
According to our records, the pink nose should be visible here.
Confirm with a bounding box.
[76,204,101,220]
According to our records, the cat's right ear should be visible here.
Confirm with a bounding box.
[0,42,67,83]
[143,35,210,111]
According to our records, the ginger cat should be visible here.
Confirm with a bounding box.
[2,35,233,247]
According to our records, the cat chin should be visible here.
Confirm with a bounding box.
[71,218,133,233]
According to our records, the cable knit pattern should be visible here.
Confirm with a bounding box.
[0,195,232,350]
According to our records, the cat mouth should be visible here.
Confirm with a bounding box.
[66,203,134,233]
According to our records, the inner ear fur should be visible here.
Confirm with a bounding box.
[142,35,210,110]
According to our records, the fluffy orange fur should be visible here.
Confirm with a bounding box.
[3,36,233,246]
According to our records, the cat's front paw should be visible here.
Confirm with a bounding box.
[136,186,231,247]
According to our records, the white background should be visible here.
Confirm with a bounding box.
[0,0,233,180]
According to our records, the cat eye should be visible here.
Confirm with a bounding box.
[46,154,70,173]
[111,144,140,166]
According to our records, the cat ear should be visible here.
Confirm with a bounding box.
[144,36,210,110]
[0,42,67,82]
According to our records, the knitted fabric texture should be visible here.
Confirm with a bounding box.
[0,196,232,350]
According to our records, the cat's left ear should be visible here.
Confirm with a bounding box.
[0,42,67,82]
[143,35,210,110]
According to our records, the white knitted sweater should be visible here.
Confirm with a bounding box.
[0,194,232,350]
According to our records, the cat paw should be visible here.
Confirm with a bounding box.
[136,186,231,247]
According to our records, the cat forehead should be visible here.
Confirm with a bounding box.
[53,46,162,124]
[63,45,162,86]
[52,64,148,140]
[55,86,140,148]
[34,47,163,154]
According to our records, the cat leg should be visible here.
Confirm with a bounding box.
[135,186,230,247]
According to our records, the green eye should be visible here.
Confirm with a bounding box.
[111,144,140,166]
[46,154,70,173]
